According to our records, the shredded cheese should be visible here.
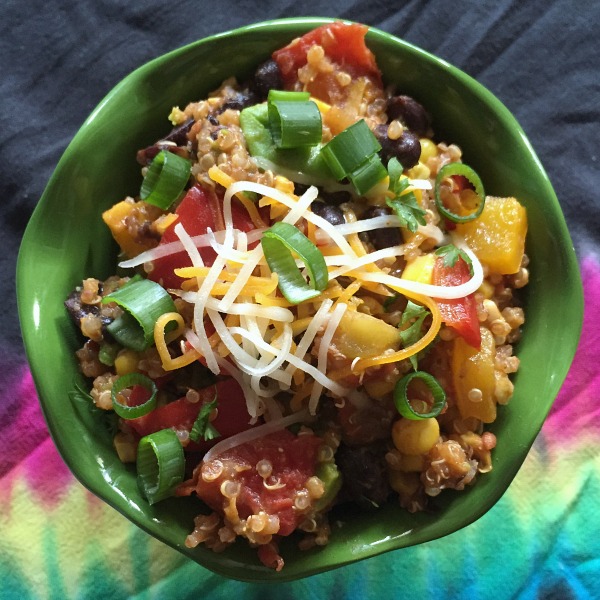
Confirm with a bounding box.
[130,178,484,423]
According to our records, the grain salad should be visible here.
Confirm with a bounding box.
[65,22,528,571]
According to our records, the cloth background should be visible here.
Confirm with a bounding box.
[2,0,599,598]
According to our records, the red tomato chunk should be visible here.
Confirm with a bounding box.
[179,429,322,536]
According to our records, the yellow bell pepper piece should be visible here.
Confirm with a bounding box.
[455,196,527,275]
[401,253,436,285]
[452,327,497,423]
[102,200,162,258]
[333,310,401,360]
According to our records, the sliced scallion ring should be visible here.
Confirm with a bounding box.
[111,372,157,419]
[103,276,177,351]
[348,153,388,196]
[434,162,485,223]
[140,149,191,210]
[267,90,311,103]
[268,92,322,148]
[136,428,185,505]
[261,221,328,304]
[394,371,447,420]
[321,120,382,180]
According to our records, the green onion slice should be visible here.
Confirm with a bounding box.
[111,372,158,419]
[103,276,177,351]
[136,428,185,505]
[268,93,322,148]
[321,120,382,180]
[434,162,485,223]
[268,90,311,103]
[261,221,328,304]
[348,153,388,196]
[394,371,447,420]
[140,149,191,210]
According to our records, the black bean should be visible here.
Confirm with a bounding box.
[387,95,431,137]
[319,190,353,206]
[311,201,345,226]
[163,118,195,145]
[136,118,195,166]
[335,442,391,510]
[64,290,113,330]
[221,89,257,112]
[361,205,401,250]
[251,59,283,100]
[375,125,421,170]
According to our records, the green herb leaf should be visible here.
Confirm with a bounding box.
[69,384,119,440]
[386,158,427,233]
[435,244,474,276]
[189,396,220,442]
[399,300,431,370]
[383,293,399,312]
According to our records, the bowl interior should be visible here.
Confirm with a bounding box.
[17,17,583,582]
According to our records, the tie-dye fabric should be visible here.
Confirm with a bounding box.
[2,256,598,600]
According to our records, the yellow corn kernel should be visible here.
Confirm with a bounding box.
[363,377,397,399]
[392,417,440,455]
[113,432,137,463]
[406,162,431,180]
[419,138,438,163]
[401,253,436,284]
[397,453,425,472]
[478,280,495,299]
[389,470,420,496]
[114,349,139,376]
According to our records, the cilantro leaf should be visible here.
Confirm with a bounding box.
[69,383,119,440]
[386,158,427,233]
[189,396,220,442]
[399,300,431,370]
[434,244,474,276]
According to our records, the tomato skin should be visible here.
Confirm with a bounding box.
[272,22,381,87]
[148,184,257,289]
[128,378,252,452]
[187,430,322,536]
[433,256,481,348]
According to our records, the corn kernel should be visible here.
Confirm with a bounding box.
[392,417,440,455]
[419,138,438,163]
[363,377,397,399]
[113,432,137,463]
[406,162,431,180]
[478,280,495,299]
[114,349,139,376]
[397,453,425,472]
[389,470,420,495]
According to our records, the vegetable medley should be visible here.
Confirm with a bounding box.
[66,22,529,571]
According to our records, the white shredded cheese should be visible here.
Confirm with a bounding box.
[309,302,348,415]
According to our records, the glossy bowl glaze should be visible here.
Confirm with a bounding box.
[17,17,583,582]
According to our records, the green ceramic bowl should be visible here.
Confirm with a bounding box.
[17,17,583,582]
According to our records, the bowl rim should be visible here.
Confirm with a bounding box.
[17,16,583,582]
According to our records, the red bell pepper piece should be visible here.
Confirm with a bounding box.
[433,256,481,349]
[272,22,382,87]
[148,184,258,289]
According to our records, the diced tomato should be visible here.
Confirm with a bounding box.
[148,184,258,289]
[273,22,382,88]
[182,429,322,536]
[128,378,252,452]
[433,256,481,348]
